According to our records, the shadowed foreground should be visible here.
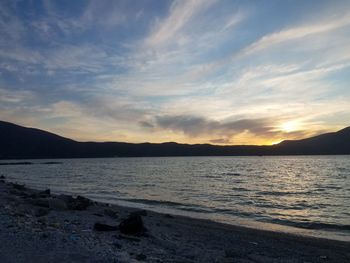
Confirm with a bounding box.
[0,177,349,263]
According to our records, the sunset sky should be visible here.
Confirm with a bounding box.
[0,0,349,145]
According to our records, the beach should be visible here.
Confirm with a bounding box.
[0,177,349,263]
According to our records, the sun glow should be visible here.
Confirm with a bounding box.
[280,121,299,132]
[271,140,283,145]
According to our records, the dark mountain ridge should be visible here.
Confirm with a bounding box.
[0,120,349,159]
[275,126,350,155]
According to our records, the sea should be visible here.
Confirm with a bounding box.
[1,156,350,241]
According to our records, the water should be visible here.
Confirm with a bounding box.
[1,156,350,241]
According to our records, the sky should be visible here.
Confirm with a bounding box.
[0,0,350,145]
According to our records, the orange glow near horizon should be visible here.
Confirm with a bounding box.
[12,117,336,146]
[60,129,312,146]
[280,121,300,133]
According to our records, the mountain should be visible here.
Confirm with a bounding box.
[0,120,349,159]
[272,126,350,155]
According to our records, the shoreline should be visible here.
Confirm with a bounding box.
[0,177,349,263]
[99,197,350,243]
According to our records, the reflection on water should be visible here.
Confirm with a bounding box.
[1,156,350,241]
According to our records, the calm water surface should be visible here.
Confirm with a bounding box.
[1,156,350,241]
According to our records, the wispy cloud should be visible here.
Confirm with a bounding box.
[155,115,274,137]
[0,88,34,103]
[241,11,350,56]
[145,0,217,48]
[150,114,313,145]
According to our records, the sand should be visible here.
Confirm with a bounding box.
[0,177,349,263]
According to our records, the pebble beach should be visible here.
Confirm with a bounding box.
[0,176,349,263]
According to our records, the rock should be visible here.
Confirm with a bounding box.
[130,210,147,217]
[15,204,32,216]
[15,211,25,217]
[112,241,122,249]
[41,232,49,238]
[218,259,236,263]
[9,189,27,196]
[225,248,243,258]
[68,253,90,262]
[58,195,93,210]
[58,194,75,203]
[136,254,147,261]
[29,189,51,198]
[119,213,147,236]
[94,222,118,231]
[49,222,61,228]
[37,218,47,225]
[71,195,93,210]
[118,234,141,242]
[34,207,50,217]
[11,182,26,191]
[248,254,273,262]
[104,209,119,219]
[69,234,79,242]
[38,189,50,197]
[93,213,104,217]
[31,198,50,208]
[49,198,68,210]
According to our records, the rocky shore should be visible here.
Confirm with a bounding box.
[0,176,349,263]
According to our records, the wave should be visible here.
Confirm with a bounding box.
[256,190,313,196]
[267,218,350,231]
[121,198,350,232]
[231,187,250,192]
[204,175,222,179]
[120,198,204,210]
[221,172,241,176]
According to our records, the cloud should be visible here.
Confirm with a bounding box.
[0,48,42,65]
[0,1,25,43]
[0,88,34,103]
[209,138,231,144]
[83,96,153,123]
[41,0,126,36]
[80,0,126,28]
[241,12,350,56]
[222,12,244,31]
[155,115,275,137]
[44,44,110,73]
[189,9,350,83]
[51,101,83,118]
[96,4,245,98]
[151,114,319,145]
[145,0,217,48]
[139,121,154,128]
[0,43,116,77]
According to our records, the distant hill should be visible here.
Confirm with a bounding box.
[0,120,349,159]
[273,126,350,155]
